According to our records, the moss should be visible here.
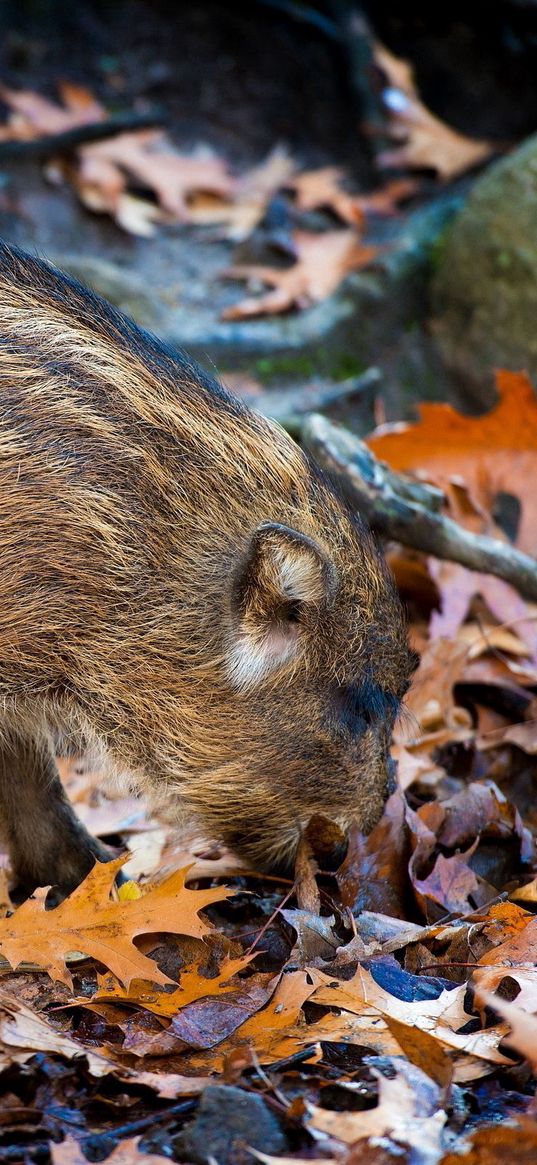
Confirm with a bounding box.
[251,348,366,385]
[426,224,452,276]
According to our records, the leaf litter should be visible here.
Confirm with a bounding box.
[1,374,537,1161]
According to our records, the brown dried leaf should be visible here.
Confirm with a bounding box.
[374,42,495,179]
[52,1135,170,1165]
[289,166,366,226]
[473,990,537,1070]
[336,789,410,917]
[383,1015,454,1088]
[308,1060,446,1150]
[289,169,417,226]
[440,1122,537,1165]
[222,229,379,319]
[189,146,296,239]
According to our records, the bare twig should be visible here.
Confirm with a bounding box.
[0,111,164,161]
[303,413,537,602]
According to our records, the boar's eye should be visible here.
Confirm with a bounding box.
[333,681,398,738]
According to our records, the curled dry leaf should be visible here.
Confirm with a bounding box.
[475,990,537,1070]
[222,229,380,319]
[0,857,235,987]
[336,788,410,917]
[0,985,113,1076]
[374,41,495,179]
[189,146,296,239]
[308,1059,446,1157]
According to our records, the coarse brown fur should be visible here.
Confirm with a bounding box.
[0,241,414,896]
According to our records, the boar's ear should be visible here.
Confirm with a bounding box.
[228,521,337,688]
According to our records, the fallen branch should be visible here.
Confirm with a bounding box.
[0,111,164,161]
[302,413,537,602]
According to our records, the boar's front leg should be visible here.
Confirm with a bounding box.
[0,733,114,900]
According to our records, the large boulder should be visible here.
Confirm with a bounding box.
[432,135,537,401]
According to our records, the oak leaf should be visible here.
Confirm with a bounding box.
[0,857,234,987]
[308,1060,446,1151]
[368,370,537,553]
[222,229,379,319]
[0,84,234,236]
[374,41,495,179]
[368,370,537,654]
[86,952,254,1016]
[188,146,296,239]
[440,1122,537,1165]
[289,168,417,225]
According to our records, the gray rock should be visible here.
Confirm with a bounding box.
[176,1084,287,1164]
[432,134,537,402]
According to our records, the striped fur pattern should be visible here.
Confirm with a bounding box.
[0,242,413,891]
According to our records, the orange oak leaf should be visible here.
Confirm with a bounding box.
[0,858,234,987]
[222,229,379,319]
[368,370,537,653]
[85,953,255,1016]
[374,42,495,179]
[368,371,537,550]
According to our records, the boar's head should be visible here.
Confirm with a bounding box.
[182,460,416,873]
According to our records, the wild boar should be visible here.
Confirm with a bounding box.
[0,241,414,897]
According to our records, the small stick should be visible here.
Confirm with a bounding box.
[0,111,164,161]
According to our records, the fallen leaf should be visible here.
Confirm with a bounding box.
[308,1058,446,1157]
[289,169,418,226]
[400,637,472,746]
[0,986,112,1076]
[482,992,537,1065]
[86,953,254,1017]
[336,789,410,917]
[368,370,537,555]
[281,910,339,966]
[0,858,234,987]
[222,229,379,318]
[289,166,365,226]
[374,41,495,179]
[439,1122,537,1165]
[51,1135,170,1165]
[383,1015,453,1088]
[189,146,296,239]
